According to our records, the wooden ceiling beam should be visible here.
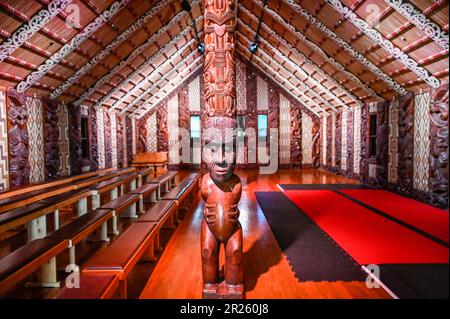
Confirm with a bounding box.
[73,3,201,106]
[325,0,440,88]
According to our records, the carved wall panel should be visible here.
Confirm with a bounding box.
[0,90,9,190]
[331,112,336,168]
[157,103,169,152]
[97,107,105,169]
[179,88,190,166]
[88,105,98,171]
[353,105,361,176]
[7,89,29,188]
[335,111,341,172]
[126,116,132,166]
[116,113,124,168]
[57,103,70,175]
[279,94,290,165]
[376,101,389,187]
[244,67,257,168]
[43,99,60,180]
[359,104,369,182]
[341,110,347,172]
[137,112,147,154]
[326,114,332,168]
[388,100,399,183]
[188,76,201,112]
[104,110,112,168]
[346,109,354,177]
[413,92,431,192]
[267,82,279,165]
[111,111,118,168]
[290,104,302,167]
[312,117,320,169]
[429,84,449,208]
[68,104,82,175]
[397,93,414,195]
[256,76,268,111]
[321,114,327,167]
[167,94,179,165]
[130,116,136,159]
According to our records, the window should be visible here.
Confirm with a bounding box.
[257,114,268,142]
[369,114,377,157]
[190,115,201,139]
[81,117,89,160]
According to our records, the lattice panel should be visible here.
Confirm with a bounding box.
[256,76,268,111]
[341,110,347,171]
[168,94,179,164]
[146,113,158,152]
[111,111,118,169]
[369,163,377,178]
[322,114,327,166]
[331,113,336,167]
[131,116,137,156]
[413,93,431,191]
[97,108,105,169]
[57,103,70,176]
[353,105,361,174]
[388,100,399,183]
[0,90,8,190]
[279,94,290,164]
[27,97,45,183]
[188,76,201,112]
[236,60,247,112]
[302,113,313,165]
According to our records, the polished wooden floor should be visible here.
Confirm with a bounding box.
[140,168,391,299]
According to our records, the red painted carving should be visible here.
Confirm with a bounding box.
[43,98,60,180]
[201,0,243,299]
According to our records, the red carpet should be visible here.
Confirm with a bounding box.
[340,189,449,244]
[284,190,449,265]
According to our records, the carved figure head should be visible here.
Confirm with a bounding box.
[203,116,237,183]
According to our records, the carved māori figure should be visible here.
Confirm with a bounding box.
[200,0,244,299]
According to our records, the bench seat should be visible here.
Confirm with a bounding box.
[100,194,139,216]
[0,202,56,234]
[0,237,68,296]
[82,222,158,298]
[47,209,113,246]
[55,274,119,299]
[162,178,195,201]
[138,200,177,224]
[130,184,159,214]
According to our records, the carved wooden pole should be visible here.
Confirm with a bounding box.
[201,0,244,299]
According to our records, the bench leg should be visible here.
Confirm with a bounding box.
[69,245,76,265]
[163,211,176,229]
[112,213,119,235]
[119,280,127,299]
[25,257,60,288]
[54,209,60,230]
[110,187,118,200]
[119,184,125,196]
[127,203,137,218]
[142,239,157,262]
[76,197,88,217]
[27,215,47,242]
[155,232,163,252]
[138,175,142,187]
[92,193,101,209]
[138,198,144,215]
[150,190,157,203]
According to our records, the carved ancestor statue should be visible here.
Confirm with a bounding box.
[201,0,244,299]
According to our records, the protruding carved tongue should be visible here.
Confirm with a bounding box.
[214,24,226,36]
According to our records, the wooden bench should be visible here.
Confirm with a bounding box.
[147,171,178,196]
[0,167,135,213]
[82,222,158,298]
[55,274,119,299]
[129,183,159,215]
[161,178,197,218]
[131,152,168,173]
[136,167,155,187]
[0,237,68,296]
[99,193,140,235]
[47,209,114,264]
[138,200,178,248]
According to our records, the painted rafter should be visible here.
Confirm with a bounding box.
[237,31,336,112]
[238,21,348,110]
[244,1,385,101]
[94,26,200,110]
[0,0,72,63]
[16,0,129,93]
[238,5,363,107]
[120,48,201,115]
[50,0,176,99]
[325,0,441,88]
[272,0,408,96]
[74,7,200,106]
[384,0,448,51]
[136,58,204,119]
[237,43,323,116]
